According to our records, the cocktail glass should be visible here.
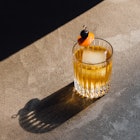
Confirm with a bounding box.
[72,38,113,99]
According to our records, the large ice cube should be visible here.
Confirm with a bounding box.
[82,50,107,64]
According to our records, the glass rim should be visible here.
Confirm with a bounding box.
[73,38,113,66]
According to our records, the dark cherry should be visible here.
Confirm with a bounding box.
[80,29,89,39]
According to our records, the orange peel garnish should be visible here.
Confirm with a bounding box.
[78,32,94,47]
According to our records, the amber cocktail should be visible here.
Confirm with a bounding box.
[73,38,113,99]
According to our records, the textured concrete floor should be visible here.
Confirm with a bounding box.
[1,0,140,140]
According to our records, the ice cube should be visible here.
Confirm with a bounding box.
[82,50,107,64]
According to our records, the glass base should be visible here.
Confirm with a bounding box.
[74,79,110,99]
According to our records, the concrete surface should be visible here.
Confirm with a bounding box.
[1,0,140,139]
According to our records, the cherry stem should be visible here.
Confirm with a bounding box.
[83,25,87,30]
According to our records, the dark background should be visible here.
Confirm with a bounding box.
[0,0,102,61]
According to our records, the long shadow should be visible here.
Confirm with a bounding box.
[16,82,99,133]
[1,0,102,61]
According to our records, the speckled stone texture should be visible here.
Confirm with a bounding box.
[1,0,140,139]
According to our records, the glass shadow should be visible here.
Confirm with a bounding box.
[17,82,98,133]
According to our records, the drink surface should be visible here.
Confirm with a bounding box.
[73,45,112,94]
